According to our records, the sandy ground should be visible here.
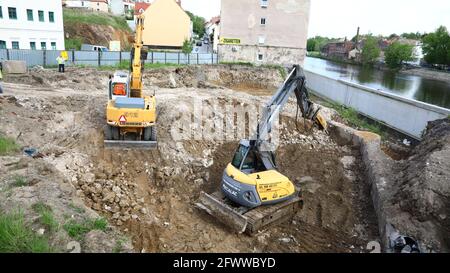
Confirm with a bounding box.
[0,65,381,252]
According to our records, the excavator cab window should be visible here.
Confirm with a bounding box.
[112,83,127,96]
[231,145,248,169]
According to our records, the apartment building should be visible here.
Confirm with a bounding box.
[219,0,311,65]
[0,0,65,50]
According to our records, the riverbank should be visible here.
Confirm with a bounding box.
[400,67,450,83]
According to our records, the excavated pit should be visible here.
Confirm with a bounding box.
[0,65,382,253]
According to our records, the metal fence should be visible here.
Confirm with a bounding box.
[0,49,219,67]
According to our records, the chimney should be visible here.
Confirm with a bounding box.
[356,27,360,49]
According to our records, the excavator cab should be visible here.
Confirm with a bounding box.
[222,140,296,208]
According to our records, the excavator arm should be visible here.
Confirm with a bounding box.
[254,65,327,150]
[130,15,147,98]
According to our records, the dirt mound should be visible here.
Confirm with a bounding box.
[143,65,283,93]
[65,23,133,50]
[393,118,450,251]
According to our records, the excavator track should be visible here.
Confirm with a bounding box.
[195,187,303,234]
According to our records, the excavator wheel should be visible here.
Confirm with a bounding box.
[105,125,120,140]
[143,126,157,141]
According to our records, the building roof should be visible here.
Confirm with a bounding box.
[134,2,151,15]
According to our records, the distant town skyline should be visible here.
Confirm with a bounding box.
[182,0,450,38]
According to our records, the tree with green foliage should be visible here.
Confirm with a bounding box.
[422,26,450,67]
[361,36,380,65]
[182,39,193,54]
[401,32,422,40]
[384,42,415,69]
[307,38,316,52]
[186,11,206,37]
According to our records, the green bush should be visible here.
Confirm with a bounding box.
[0,211,52,253]
[63,8,131,31]
[65,38,83,50]
[63,218,108,240]
[32,202,59,232]
[0,136,19,156]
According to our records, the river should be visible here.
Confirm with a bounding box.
[304,57,450,109]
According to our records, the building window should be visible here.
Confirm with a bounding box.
[0,6,3,19]
[41,42,46,50]
[12,41,19,49]
[49,11,54,23]
[0,41,6,49]
[260,0,268,8]
[258,36,265,44]
[51,42,56,50]
[258,54,264,61]
[38,10,44,22]
[30,42,36,50]
[27,9,33,21]
[8,7,17,19]
[260,18,266,25]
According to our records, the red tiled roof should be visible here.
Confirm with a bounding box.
[134,2,150,15]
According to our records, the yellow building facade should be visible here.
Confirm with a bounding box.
[141,0,191,48]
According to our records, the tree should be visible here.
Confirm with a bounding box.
[182,39,193,54]
[422,26,450,66]
[307,38,316,52]
[384,42,415,69]
[186,11,206,37]
[401,32,422,40]
[361,36,380,65]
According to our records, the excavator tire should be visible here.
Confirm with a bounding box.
[104,125,119,140]
[150,126,157,141]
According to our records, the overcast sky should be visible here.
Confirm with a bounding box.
[181,0,450,38]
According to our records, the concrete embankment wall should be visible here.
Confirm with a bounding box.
[304,70,450,140]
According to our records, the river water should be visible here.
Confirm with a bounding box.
[304,57,450,109]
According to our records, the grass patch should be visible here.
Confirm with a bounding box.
[32,202,59,232]
[10,175,28,188]
[320,100,385,138]
[68,203,85,214]
[63,8,131,31]
[219,61,254,66]
[63,218,108,240]
[0,211,52,253]
[65,38,83,50]
[0,135,19,156]
[113,238,126,253]
[262,64,287,79]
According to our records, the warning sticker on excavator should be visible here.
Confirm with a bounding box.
[119,115,127,124]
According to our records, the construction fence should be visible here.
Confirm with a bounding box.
[0,49,219,67]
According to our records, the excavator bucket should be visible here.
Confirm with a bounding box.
[104,140,157,150]
[195,191,249,234]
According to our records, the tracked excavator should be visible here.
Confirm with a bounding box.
[196,65,327,234]
[104,15,157,149]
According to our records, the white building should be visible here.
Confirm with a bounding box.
[0,0,65,50]
[205,16,220,53]
[64,1,91,9]
[110,0,135,15]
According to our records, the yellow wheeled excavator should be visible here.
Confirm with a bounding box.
[196,65,327,234]
[104,15,157,149]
